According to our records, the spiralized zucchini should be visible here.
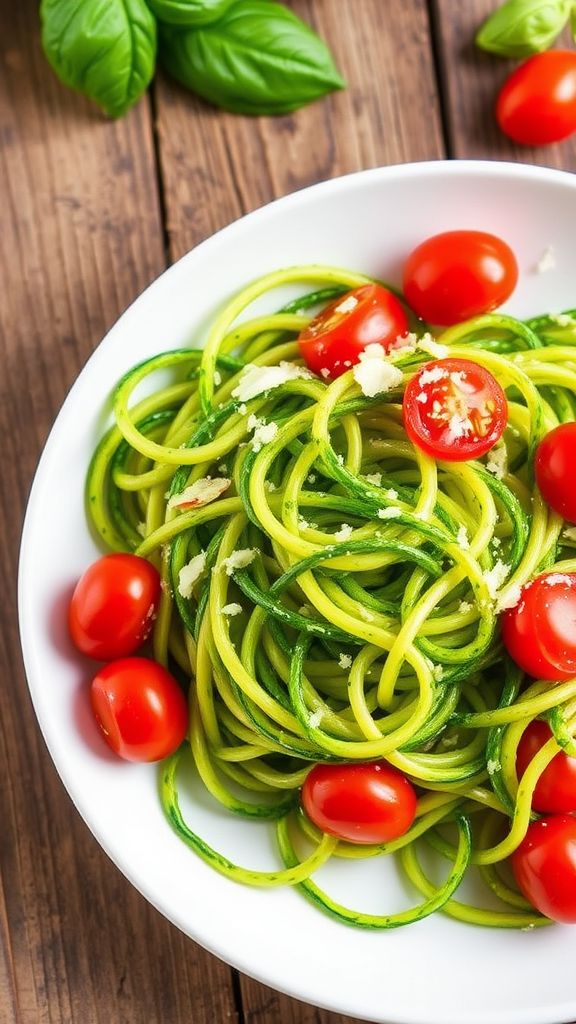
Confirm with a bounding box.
[86,265,576,929]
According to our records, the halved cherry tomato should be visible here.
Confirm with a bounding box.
[512,816,576,923]
[535,423,576,523]
[497,51,576,146]
[402,230,518,326]
[69,554,160,661]
[502,571,576,681]
[301,762,417,845]
[90,657,188,762]
[297,284,408,379]
[402,358,507,462]
[516,720,576,814]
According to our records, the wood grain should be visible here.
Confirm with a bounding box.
[154,0,445,260]
[431,0,576,166]
[0,4,237,1023]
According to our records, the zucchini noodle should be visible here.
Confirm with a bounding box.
[86,265,576,929]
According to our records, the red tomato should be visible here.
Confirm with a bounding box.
[502,571,576,681]
[90,657,188,762]
[402,230,518,325]
[496,51,576,146]
[402,358,507,462]
[512,816,576,923]
[301,762,417,845]
[517,720,576,814]
[69,554,161,661]
[535,423,576,523]
[297,284,408,379]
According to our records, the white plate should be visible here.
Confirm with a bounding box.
[19,161,576,1024]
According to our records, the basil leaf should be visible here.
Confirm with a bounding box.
[476,0,572,57]
[159,0,345,115]
[146,0,235,25]
[41,0,157,117]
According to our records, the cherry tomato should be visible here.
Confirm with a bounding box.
[512,816,576,923]
[402,358,507,462]
[402,230,518,325]
[69,554,161,661]
[496,51,576,146]
[301,762,417,845]
[516,720,576,814]
[297,284,408,379]
[535,423,576,523]
[90,657,188,762]
[502,571,576,681]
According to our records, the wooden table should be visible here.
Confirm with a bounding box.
[2,2,575,1022]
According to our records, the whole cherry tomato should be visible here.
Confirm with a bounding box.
[516,720,576,814]
[497,51,576,146]
[90,657,188,762]
[298,284,408,379]
[402,230,518,325]
[512,816,576,923]
[502,571,576,681]
[402,358,507,461]
[535,422,576,523]
[69,554,160,660]
[301,762,417,845]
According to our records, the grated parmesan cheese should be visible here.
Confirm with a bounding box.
[483,560,511,599]
[496,583,523,613]
[536,246,556,274]
[487,759,501,776]
[247,414,278,453]
[365,472,382,486]
[222,603,242,617]
[417,333,448,358]
[458,601,473,614]
[178,552,206,598]
[456,525,470,550]
[221,548,257,576]
[308,709,323,729]
[419,365,448,386]
[334,294,359,314]
[352,343,404,398]
[232,361,311,402]
[335,523,353,541]
[551,313,576,327]
[486,443,508,481]
[168,476,230,511]
[377,506,402,520]
[338,653,352,670]
[320,368,331,379]
[385,488,399,500]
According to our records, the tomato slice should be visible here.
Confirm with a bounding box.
[536,422,576,523]
[90,657,188,762]
[512,816,576,923]
[297,284,408,379]
[69,553,161,661]
[502,572,576,681]
[301,762,417,845]
[516,720,576,814]
[402,230,518,326]
[402,358,507,462]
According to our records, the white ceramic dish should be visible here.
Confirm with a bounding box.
[19,161,576,1024]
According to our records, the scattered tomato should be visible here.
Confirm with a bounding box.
[496,51,576,146]
[535,423,576,523]
[90,657,188,762]
[502,571,576,681]
[402,357,507,462]
[301,762,417,845]
[512,816,576,923]
[69,554,160,661]
[297,284,408,379]
[402,230,518,325]
[516,720,576,814]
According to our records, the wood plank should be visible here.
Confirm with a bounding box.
[0,4,237,1023]
[154,3,442,1021]
[155,0,445,260]
[431,0,576,166]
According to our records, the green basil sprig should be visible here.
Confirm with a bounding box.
[476,0,574,58]
[146,0,235,26]
[40,0,157,117]
[159,0,345,115]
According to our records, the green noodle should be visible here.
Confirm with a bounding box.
[86,265,576,929]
